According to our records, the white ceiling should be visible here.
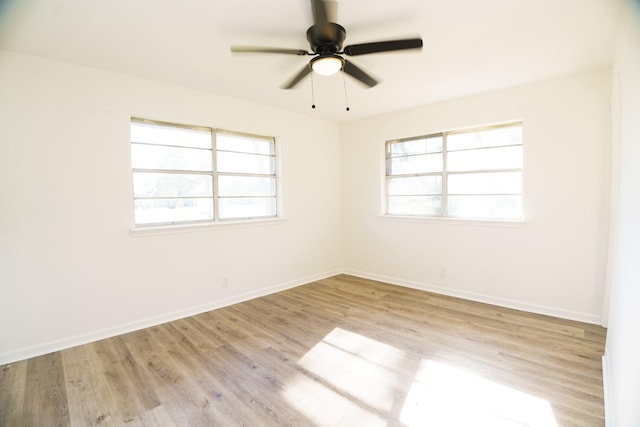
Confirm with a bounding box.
[0,0,618,123]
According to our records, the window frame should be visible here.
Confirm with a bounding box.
[385,122,523,221]
[130,117,279,227]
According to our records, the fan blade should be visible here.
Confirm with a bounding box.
[343,60,378,88]
[343,38,423,56]
[281,64,312,89]
[231,46,309,55]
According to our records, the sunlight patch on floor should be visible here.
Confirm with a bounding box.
[282,327,558,427]
[281,374,387,427]
[297,327,406,412]
[400,360,558,427]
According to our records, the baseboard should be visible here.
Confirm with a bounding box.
[343,269,603,325]
[0,269,342,365]
[602,353,614,427]
[0,267,603,365]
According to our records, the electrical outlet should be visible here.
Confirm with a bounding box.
[221,278,229,288]
[440,268,446,278]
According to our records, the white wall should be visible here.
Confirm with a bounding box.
[0,51,343,364]
[603,2,640,425]
[340,68,611,323]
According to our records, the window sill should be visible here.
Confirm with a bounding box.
[130,217,286,237]
[378,215,527,228]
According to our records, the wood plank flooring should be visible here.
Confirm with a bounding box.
[0,275,606,426]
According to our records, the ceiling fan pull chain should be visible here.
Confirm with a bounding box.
[311,71,316,109]
[342,71,350,112]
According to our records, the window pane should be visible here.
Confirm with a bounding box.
[133,172,212,198]
[217,133,274,155]
[218,175,276,197]
[388,153,443,175]
[217,151,275,174]
[387,196,442,216]
[388,176,442,196]
[447,195,522,219]
[447,145,522,172]
[448,126,522,151]
[131,121,211,149]
[131,143,212,171]
[219,197,276,219]
[389,137,442,157]
[134,198,213,225]
[448,172,521,195]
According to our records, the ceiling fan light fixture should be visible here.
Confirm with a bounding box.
[311,55,344,76]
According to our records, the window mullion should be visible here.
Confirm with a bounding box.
[131,141,213,151]
[134,195,213,201]
[442,133,448,217]
[447,168,522,175]
[218,171,276,178]
[132,168,213,175]
[212,130,220,222]
[387,172,443,179]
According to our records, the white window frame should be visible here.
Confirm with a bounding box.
[385,122,523,221]
[131,118,279,227]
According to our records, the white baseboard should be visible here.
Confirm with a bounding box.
[602,353,614,427]
[0,269,342,365]
[0,267,603,365]
[343,269,603,324]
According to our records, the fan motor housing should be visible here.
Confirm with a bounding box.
[306,23,346,55]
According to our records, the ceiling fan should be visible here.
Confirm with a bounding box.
[230,0,423,89]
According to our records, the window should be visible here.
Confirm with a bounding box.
[130,118,277,226]
[385,123,523,220]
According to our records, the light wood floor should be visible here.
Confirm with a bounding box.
[1,275,606,426]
